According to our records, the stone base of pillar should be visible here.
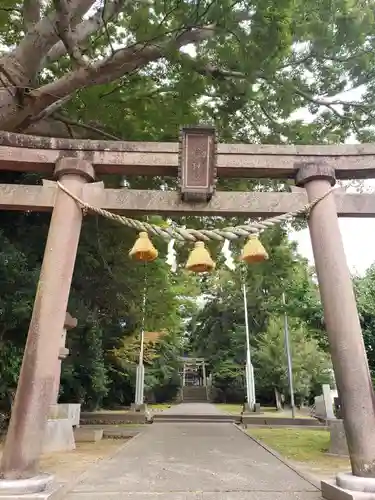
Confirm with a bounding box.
[0,474,54,498]
[129,406,153,424]
[131,403,148,413]
[0,488,62,499]
[322,473,375,499]
[328,419,349,457]
[243,403,262,414]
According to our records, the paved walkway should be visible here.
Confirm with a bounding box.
[64,404,321,500]
[162,402,225,415]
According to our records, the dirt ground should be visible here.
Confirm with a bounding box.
[295,457,350,480]
[0,439,129,484]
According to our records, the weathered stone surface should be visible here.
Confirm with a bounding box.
[2,131,375,179]
[74,428,103,443]
[63,413,320,499]
[295,164,336,187]
[102,428,140,439]
[43,419,75,453]
[4,183,375,217]
[81,425,142,439]
[80,411,150,425]
[0,483,63,500]
[321,479,375,500]
[242,415,321,427]
[130,403,148,412]
[64,493,322,500]
[58,404,81,428]
[329,419,349,457]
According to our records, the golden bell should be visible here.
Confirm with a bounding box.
[241,234,269,264]
[185,241,215,273]
[129,231,158,262]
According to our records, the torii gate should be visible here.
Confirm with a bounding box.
[0,128,375,499]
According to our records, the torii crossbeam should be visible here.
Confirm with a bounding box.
[0,129,374,500]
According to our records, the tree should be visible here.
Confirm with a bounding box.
[2,0,370,413]
[0,169,200,410]
[0,228,39,416]
[354,265,375,382]
[187,226,329,404]
[211,359,245,403]
[253,316,332,408]
[0,0,374,140]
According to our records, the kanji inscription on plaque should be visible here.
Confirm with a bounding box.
[179,126,216,202]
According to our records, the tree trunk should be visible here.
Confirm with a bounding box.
[274,388,283,411]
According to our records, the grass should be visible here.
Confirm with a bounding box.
[248,427,350,478]
[95,409,130,414]
[215,404,243,414]
[215,404,311,418]
[149,403,174,411]
[262,407,282,413]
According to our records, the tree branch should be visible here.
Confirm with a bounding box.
[2,24,218,132]
[8,0,96,79]
[32,95,72,121]
[176,52,247,80]
[23,116,83,137]
[285,83,373,116]
[22,0,41,32]
[46,0,134,64]
[52,0,90,67]
[53,113,122,140]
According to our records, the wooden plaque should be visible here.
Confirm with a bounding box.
[179,126,217,202]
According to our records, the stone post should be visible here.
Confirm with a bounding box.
[1,158,95,480]
[50,312,77,406]
[296,164,375,478]
[322,383,335,421]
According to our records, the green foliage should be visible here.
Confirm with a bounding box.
[254,316,332,402]
[145,333,182,403]
[354,265,375,382]
[1,0,374,141]
[0,175,199,410]
[211,360,245,403]
[2,0,375,413]
[188,227,330,404]
[0,228,39,413]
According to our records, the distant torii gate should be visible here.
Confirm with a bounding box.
[0,128,374,498]
[180,357,207,387]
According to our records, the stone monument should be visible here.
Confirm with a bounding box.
[43,312,79,453]
[314,384,337,421]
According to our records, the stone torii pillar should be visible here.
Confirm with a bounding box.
[50,312,77,406]
[0,158,95,488]
[296,165,375,491]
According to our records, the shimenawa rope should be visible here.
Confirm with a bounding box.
[56,181,335,242]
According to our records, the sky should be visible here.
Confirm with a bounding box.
[289,176,375,278]
[290,215,375,276]
[287,87,375,277]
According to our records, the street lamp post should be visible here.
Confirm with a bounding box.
[282,292,296,418]
[243,282,256,412]
[134,329,145,407]
[134,276,147,408]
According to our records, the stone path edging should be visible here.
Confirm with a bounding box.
[233,423,321,490]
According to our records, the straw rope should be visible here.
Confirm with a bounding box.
[56,182,335,242]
